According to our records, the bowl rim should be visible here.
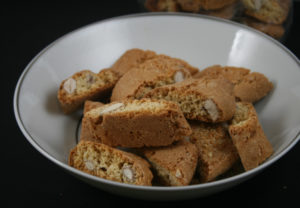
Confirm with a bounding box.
[13,12,300,191]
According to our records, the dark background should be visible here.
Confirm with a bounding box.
[2,1,299,206]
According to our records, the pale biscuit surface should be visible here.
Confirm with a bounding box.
[69,141,153,185]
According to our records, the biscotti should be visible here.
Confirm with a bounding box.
[190,122,239,182]
[85,98,192,148]
[69,141,153,185]
[61,48,276,187]
[110,55,193,102]
[242,17,285,39]
[109,48,157,77]
[57,69,119,114]
[177,0,237,12]
[140,140,198,186]
[145,0,180,12]
[145,77,236,123]
[242,0,290,24]
[146,0,238,13]
[199,1,241,20]
[194,65,273,103]
[80,100,104,142]
[228,102,273,170]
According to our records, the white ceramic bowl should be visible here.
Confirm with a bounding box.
[14,13,300,200]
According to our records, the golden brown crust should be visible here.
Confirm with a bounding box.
[141,140,198,186]
[194,65,273,103]
[234,72,274,103]
[110,55,193,102]
[83,100,105,115]
[194,65,250,84]
[85,98,192,148]
[190,122,239,182]
[109,48,157,77]
[80,101,104,142]
[145,77,236,123]
[228,102,273,171]
[69,141,153,186]
[57,69,119,114]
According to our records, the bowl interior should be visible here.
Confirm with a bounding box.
[14,14,300,190]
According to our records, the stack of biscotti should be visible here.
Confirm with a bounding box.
[241,0,291,40]
[57,48,198,114]
[144,0,291,40]
[145,0,241,20]
[71,98,198,186]
[59,48,274,186]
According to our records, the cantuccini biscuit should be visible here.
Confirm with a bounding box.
[200,0,238,10]
[228,102,273,171]
[194,65,273,103]
[140,140,198,186]
[85,98,192,148]
[57,69,118,114]
[242,17,285,39]
[69,141,153,186]
[177,0,237,12]
[145,77,236,123]
[242,0,290,24]
[80,100,104,142]
[145,0,180,12]
[110,55,194,102]
[158,54,199,75]
[190,122,239,182]
[199,1,241,20]
[177,0,202,12]
[109,48,157,77]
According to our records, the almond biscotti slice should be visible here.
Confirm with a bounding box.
[140,140,198,186]
[80,100,104,142]
[110,55,193,102]
[57,69,119,114]
[228,102,273,171]
[109,48,157,77]
[69,141,153,186]
[190,122,239,182]
[145,77,236,123]
[85,98,192,148]
[194,65,273,103]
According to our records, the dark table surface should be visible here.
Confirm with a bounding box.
[2,1,300,206]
